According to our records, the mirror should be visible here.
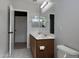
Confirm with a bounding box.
[32,16,47,28]
[32,16,40,27]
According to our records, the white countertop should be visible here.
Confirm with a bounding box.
[31,32,55,40]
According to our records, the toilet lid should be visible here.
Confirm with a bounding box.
[57,45,79,55]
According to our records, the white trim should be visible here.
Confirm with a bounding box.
[14,9,27,12]
[9,5,14,56]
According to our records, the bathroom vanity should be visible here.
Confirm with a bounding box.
[30,33,55,58]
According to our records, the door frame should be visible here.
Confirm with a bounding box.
[8,5,15,56]
[14,9,28,48]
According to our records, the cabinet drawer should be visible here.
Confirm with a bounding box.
[36,40,54,49]
[37,40,49,45]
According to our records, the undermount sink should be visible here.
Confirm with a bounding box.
[38,34,47,38]
[31,32,55,39]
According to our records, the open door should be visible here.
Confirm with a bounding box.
[8,5,14,56]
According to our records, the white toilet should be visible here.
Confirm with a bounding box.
[57,45,79,58]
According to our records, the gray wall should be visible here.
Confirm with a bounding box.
[40,2,56,33]
[55,0,79,51]
[0,0,9,57]
[15,16,27,42]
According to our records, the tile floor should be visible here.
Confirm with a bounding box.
[6,48,32,58]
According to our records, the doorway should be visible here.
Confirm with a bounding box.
[50,14,54,34]
[14,11,27,49]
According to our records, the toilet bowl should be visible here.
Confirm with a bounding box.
[57,45,79,58]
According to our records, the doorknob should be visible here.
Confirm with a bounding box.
[8,32,14,34]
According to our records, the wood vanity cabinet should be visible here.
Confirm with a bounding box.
[30,35,54,58]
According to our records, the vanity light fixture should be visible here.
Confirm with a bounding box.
[40,1,48,8]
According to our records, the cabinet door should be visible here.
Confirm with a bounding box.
[30,35,37,58]
[47,40,54,57]
[36,40,54,58]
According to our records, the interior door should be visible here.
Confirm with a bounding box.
[8,5,14,56]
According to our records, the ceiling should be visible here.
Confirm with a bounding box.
[32,0,45,5]
[36,0,45,3]
[32,0,56,5]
